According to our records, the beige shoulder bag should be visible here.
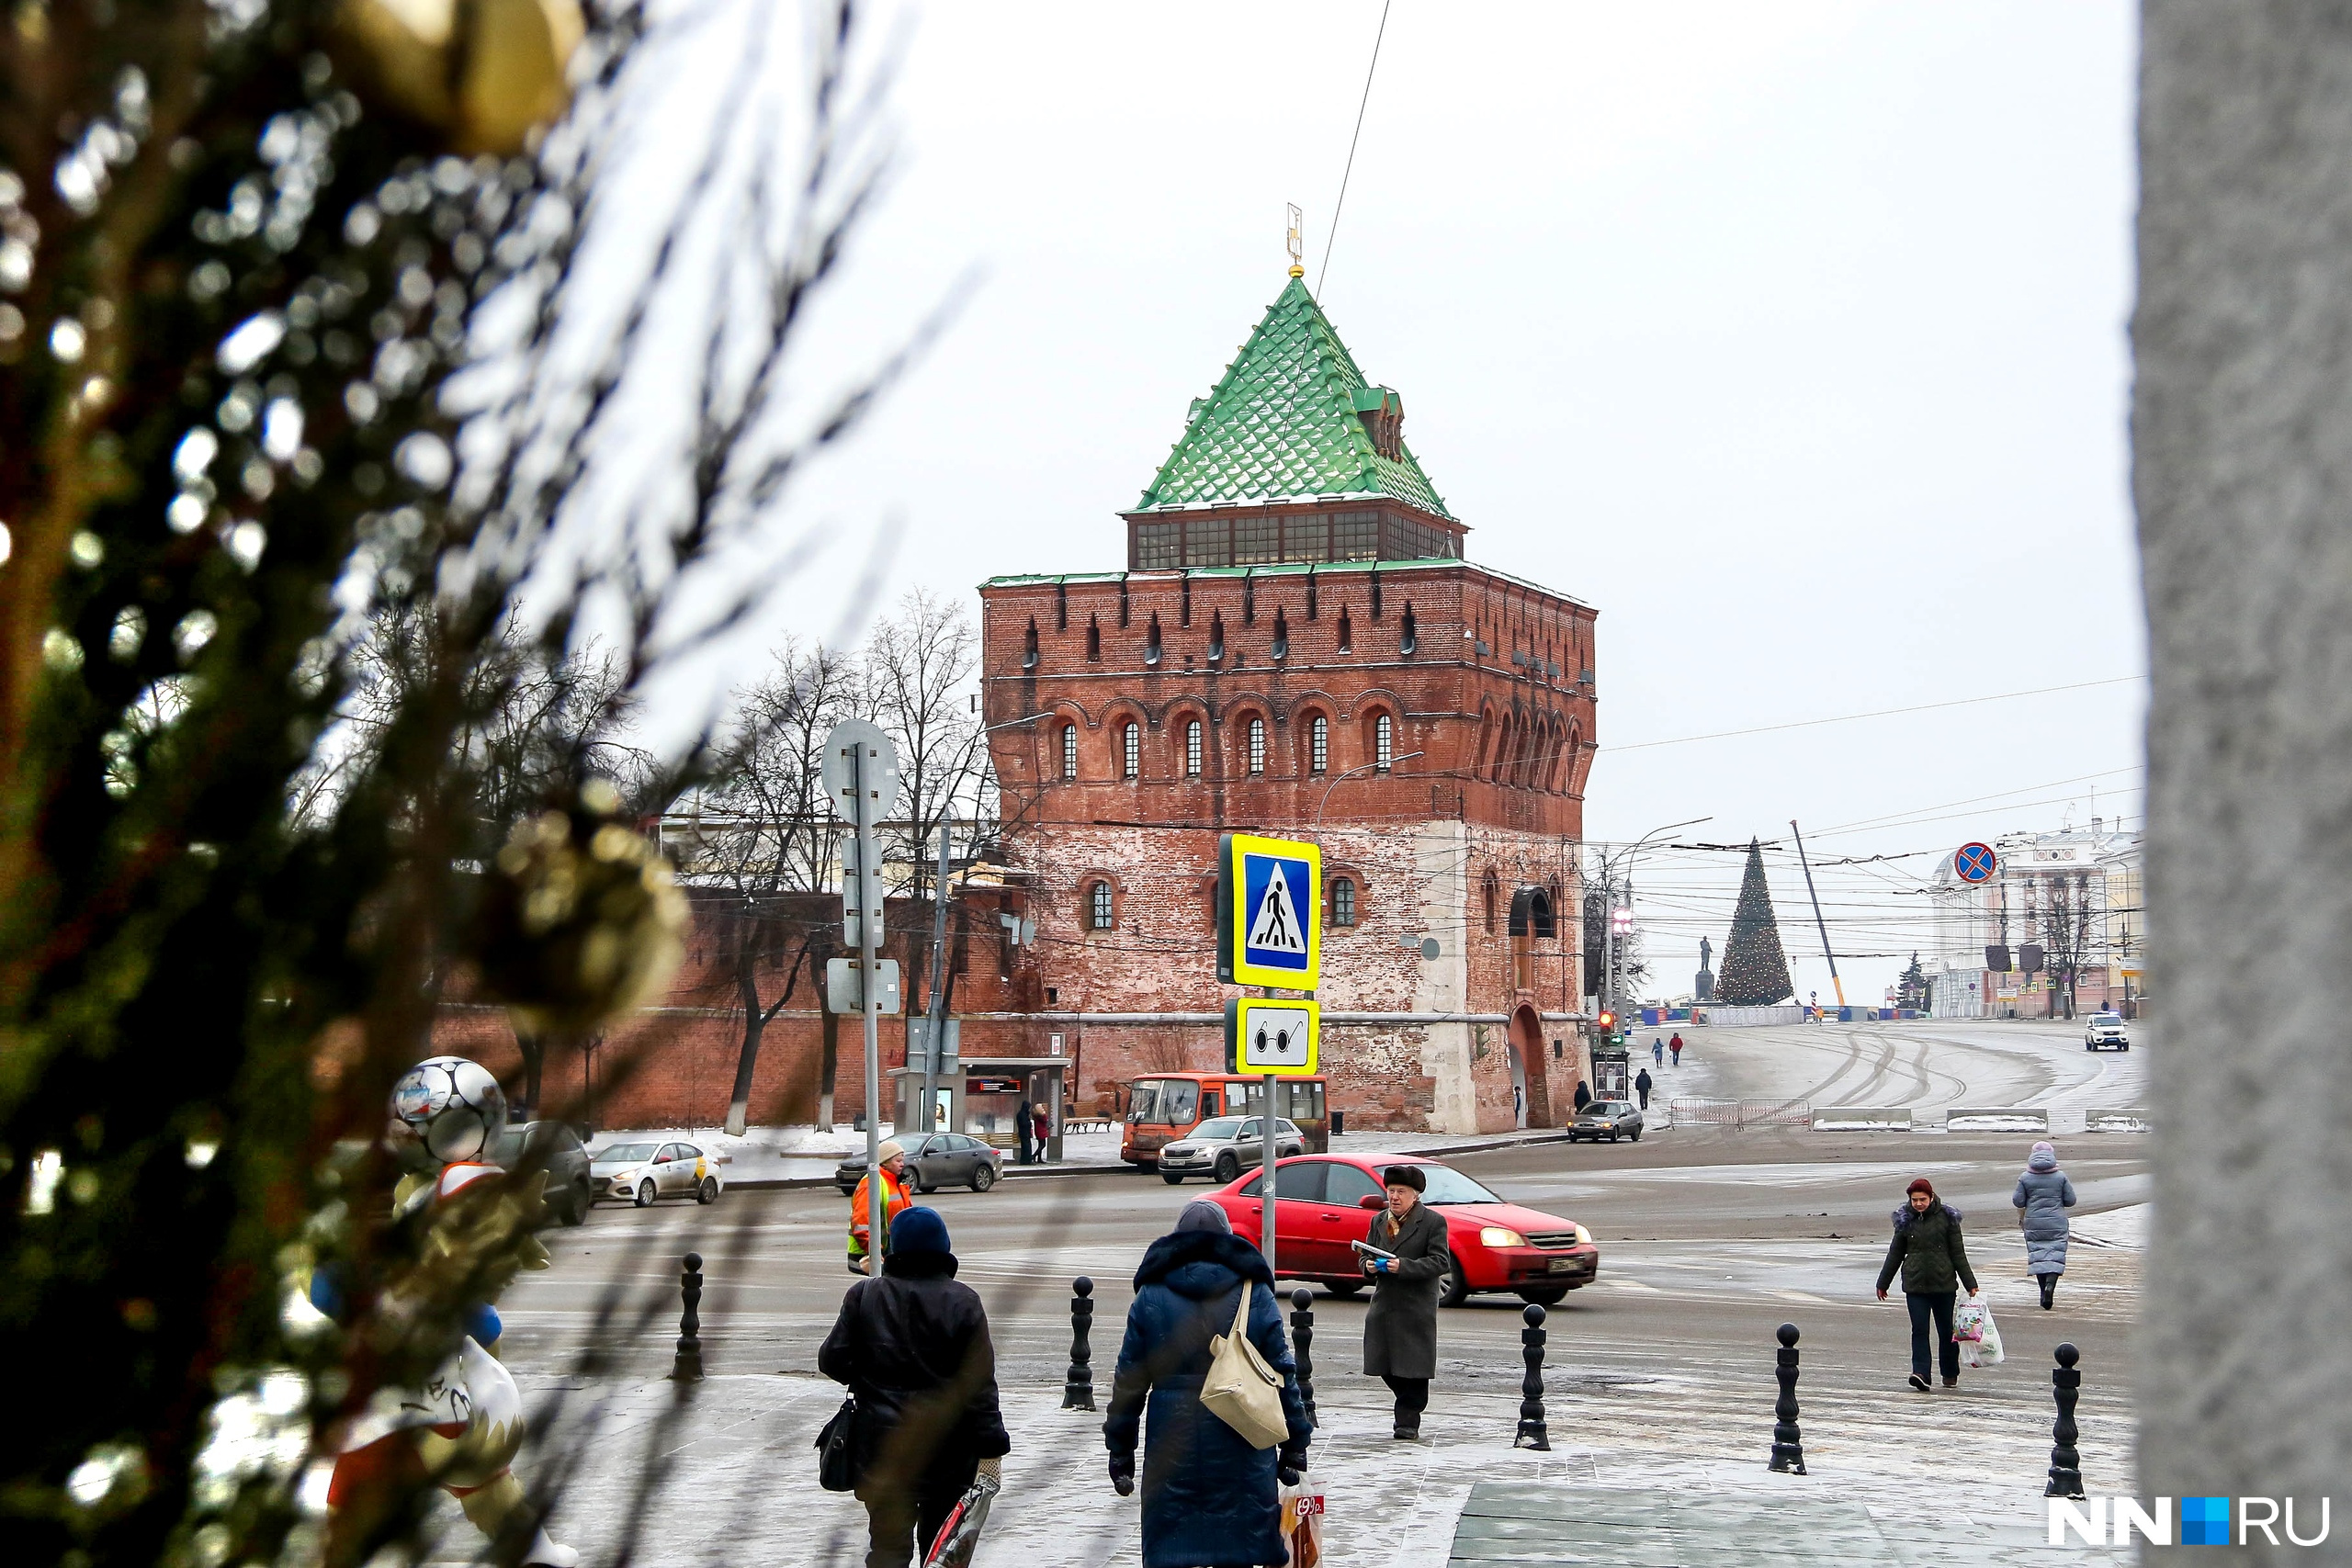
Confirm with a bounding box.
[1201,1280,1289,1449]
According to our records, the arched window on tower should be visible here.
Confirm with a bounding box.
[1087,880,1114,931]
[1337,608,1352,653]
[1272,606,1289,660]
[1208,611,1226,664]
[1022,618,1038,671]
[1086,615,1101,661]
[1329,876,1357,928]
[1145,613,1162,666]
[1061,722,1079,780]
[1249,717,1267,775]
[1309,713,1329,774]
[1185,719,1203,777]
[1400,603,1417,655]
[1374,713,1394,772]
[1122,722,1141,780]
[1483,872,1499,933]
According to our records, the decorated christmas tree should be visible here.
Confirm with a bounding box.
[1717,838,1795,1005]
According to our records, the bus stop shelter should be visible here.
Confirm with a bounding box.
[891,1055,1067,1162]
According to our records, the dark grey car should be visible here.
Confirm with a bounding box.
[1566,1100,1645,1144]
[493,1120,593,1225]
[832,1133,1002,1196]
[1156,1116,1307,1185]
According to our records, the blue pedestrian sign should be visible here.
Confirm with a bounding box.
[1217,833,1322,989]
[1954,842,1996,884]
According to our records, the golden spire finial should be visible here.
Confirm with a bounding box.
[1286,203,1305,278]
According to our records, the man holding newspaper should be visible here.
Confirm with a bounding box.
[1356,1165,1451,1440]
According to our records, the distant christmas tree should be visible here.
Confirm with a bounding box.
[1717,839,1795,1005]
[1897,953,1930,1010]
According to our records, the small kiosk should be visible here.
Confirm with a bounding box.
[891,1055,1067,1162]
[1590,1044,1632,1102]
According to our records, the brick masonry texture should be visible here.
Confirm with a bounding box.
[979,558,1600,1134]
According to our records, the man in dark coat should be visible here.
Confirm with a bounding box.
[1634,1067,1654,1110]
[1361,1164,1449,1439]
[820,1207,1011,1568]
[1874,1176,1981,1392]
[1572,1080,1592,1113]
[1104,1201,1310,1568]
[1015,1100,1034,1165]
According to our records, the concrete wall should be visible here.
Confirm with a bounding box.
[2137,1,2352,1523]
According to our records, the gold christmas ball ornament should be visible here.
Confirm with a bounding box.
[473,798,685,1036]
[335,0,586,155]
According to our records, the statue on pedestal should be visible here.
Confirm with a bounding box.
[1695,936,1715,1004]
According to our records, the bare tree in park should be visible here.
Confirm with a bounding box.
[686,637,859,1134]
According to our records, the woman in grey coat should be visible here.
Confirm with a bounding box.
[1361,1164,1449,1440]
[2012,1140,2078,1309]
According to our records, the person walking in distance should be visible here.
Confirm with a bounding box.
[1033,1101,1050,1161]
[1103,1201,1311,1568]
[1572,1079,1592,1114]
[2012,1141,2077,1309]
[1668,1033,1683,1066]
[1652,1037,1665,1066]
[1634,1066,1654,1111]
[820,1208,1010,1568]
[847,1141,914,1276]
[1015,1100,1034,1166]
[1363,1165,1449,1440]
[1876,1177,1981,1391]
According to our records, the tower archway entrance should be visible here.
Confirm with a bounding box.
[1510,1004,1554,1128]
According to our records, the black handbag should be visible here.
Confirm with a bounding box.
[816,1395,858,1493]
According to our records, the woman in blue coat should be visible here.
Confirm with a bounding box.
[2012,1140,2078,1309]
[1104,1201,1312,1568]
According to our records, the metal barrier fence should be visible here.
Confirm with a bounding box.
[1666,1097,1814,1129]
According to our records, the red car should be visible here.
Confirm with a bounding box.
[1208,1154,1599,1306]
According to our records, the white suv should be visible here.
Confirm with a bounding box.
[2084,1012,2130,1051]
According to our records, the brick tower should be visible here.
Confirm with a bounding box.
[978,272,1598,1133]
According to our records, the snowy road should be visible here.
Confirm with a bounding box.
[1645,1017,2151,1129]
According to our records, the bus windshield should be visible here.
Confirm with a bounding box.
[1131,1078,1198,1124]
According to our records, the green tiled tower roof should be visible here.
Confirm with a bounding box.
[1133,276,1455,521]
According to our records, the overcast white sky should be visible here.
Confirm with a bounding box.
[679,1,2145,1004]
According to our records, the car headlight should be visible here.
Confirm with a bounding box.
[1480,1226,1529,1247]
[1573,1224,1593,1247]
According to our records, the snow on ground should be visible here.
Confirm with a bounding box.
[1640,1017,2152,1134]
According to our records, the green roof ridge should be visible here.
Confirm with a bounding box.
[1132,276,1455,521]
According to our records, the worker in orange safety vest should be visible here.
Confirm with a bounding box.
[846,1140,914,1274]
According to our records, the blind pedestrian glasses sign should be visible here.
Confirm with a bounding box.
[1225,998,1320,1075]
[1218,833,1322,989]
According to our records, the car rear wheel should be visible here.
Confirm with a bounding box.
[1161,1172,1186,1185]
[1629,1129,1642,1142]
[1324,1279,1364,1298]
[1214,1153,1239,1184]
[1437,1253,1469,1309]
[697,1178,719,1204]
[635,1179,657,1208]
[970,1165,997,1192]
[560,1179,589,1225]
[917,1177,938,1194]
[1518,1286,1569,1306]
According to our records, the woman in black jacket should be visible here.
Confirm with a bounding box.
[820,1207,1010,1568]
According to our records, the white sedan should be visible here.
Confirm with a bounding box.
[590,1139,725,1207]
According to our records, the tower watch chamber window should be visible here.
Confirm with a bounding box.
[1184,720,1203,777]
[1374,713,1394,772]
[1248,717,1267,775]
[1123,723,1141,780]
[1061,723,1079,780]
[1309,714,1329,773]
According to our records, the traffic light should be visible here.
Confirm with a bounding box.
[1596,1010,1615,1043]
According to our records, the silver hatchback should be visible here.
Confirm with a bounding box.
[1157,1116,1306,1185]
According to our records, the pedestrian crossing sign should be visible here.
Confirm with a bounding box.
[1218,833,1322,989]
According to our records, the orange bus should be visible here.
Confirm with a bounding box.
[1121,1072,1330,1168]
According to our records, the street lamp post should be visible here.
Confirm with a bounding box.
[1316,751,1424,826]
[1591,817,1713,1024]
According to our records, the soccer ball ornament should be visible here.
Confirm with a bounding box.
[390,1055,509,1167]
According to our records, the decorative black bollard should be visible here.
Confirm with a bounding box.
[1063,1277,1096,1411]
[2046,1343,2085,1499]
[1289,1288,1317,1428]
[1514,1303,1551,1450]
[1768,1323,1805,1474]
[670,1252,704,1384]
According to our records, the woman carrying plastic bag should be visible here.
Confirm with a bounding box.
[1953,1294,2005,1368]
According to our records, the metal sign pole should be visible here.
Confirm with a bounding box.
[1261,1069,1277,1272]
[857,743,883,1273]
[921,824,951,1135]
